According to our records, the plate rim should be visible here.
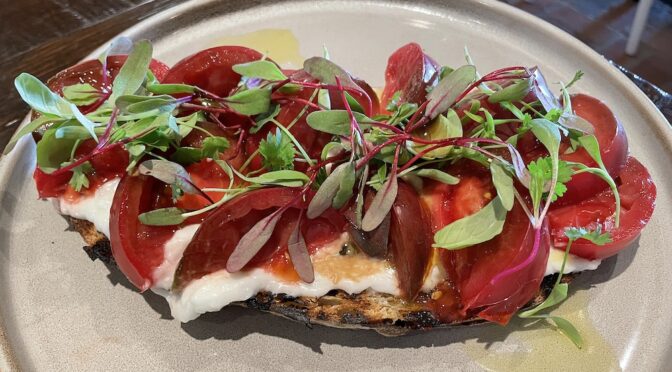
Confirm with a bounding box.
[1,0,671,369]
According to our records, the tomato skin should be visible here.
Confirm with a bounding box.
[520,94,629,206]
[34,140,129,199]
[451,207,550,325]
[162,46,263,97]
[110,175,178,291]
[557,94,629,206]
[548,156,656,260]
[381,42,439,110]
[174,188,344,290]
[389,182,433,300]
[423,160,550,324]
[46,56,169,113]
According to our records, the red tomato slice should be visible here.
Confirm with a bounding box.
[34,139,129,199]
[381,42,439,111]
[109,175,178,291]
[162,46,263,97]
[520,94,628,206]
[173,188,344,290]
[423,160,550,324]
[389,182,433,300]
[548,156,656,260]
[47,55,169,113]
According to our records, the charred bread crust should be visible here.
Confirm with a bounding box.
[68,217,571,335]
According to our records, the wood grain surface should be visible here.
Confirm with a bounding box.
[0,0,669,151]
[0,0,181,150]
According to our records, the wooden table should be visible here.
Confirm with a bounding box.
[1,0,670,150]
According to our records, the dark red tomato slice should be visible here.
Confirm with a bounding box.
[381,42,439,111]
[389,181,433,300]
[520,94,628,206]
[110,174,178,291]
[162,46,263,97]
[34,139,129,199]
[46,55,169,113]
[548,156,656,260]
[173,188,344,290]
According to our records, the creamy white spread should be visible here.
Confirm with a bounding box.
[56,178,120,238]
[58,179,602,322]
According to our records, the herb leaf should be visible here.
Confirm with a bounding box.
[490,162,514,210]
[226,88,271,115]
[138,207,186,226]
[425,65,477,119]
[361,175,398,232]
[332,161,356,209]
[3,115,53,155]
[201,136,230,159]
[227,211,284,272]
[62,83,100,106]
[14,73,73,117]
[110,40,152,103]
[138,159,200,196]
[287,218,314,283]
[433,196,507,249]
[306,110,371,135]
[232,60,287,81]
[259,129,296,171]
[303,57,359,90]
[549,316,584,349]
[307,162,350,218]
[414,168,459,185]
[68,162,93,192]
[243,170,309,187]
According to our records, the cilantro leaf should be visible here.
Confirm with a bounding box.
[68,162,93,192]
[564,226,612,245]
[201,136,230,159]
[527,157,572,203]
[258,129,297,171]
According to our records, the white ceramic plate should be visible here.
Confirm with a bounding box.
[2,1,671,370]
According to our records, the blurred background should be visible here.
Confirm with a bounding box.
[0,0,670,146]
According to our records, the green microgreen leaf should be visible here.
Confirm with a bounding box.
[361,175,398,232]
[332,161,356,209]
[232,60,287,81]
[146,83,196,95]
[490,162,514,210]
[259,129,297,171]
[3,115,54,155]
[305,110,372,136]
[488,78,531,104]
[251,104,281,134]
[115,94,177,114]
[433,196,507,250]
[62,83,100,106]
[138,207,186,226]
[307,162,351,218]
[242,170,309,187]
[138,159,200,198]
[36,123,81,173]
[411,109,462,159]
[303,57,359,90]
[227,210,285,272]
[225,88,271,116]
[413,168,459,185]
[14,73,73,117]
[565,70,584,89]
[287,218,314,283]
[425,65,477,119]
[110,40,153,103]
[170,147,203,164]
[549,316,584,349]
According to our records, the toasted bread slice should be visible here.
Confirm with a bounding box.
[69,216,567,335]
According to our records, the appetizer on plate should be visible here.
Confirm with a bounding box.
[5,39,656,344]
